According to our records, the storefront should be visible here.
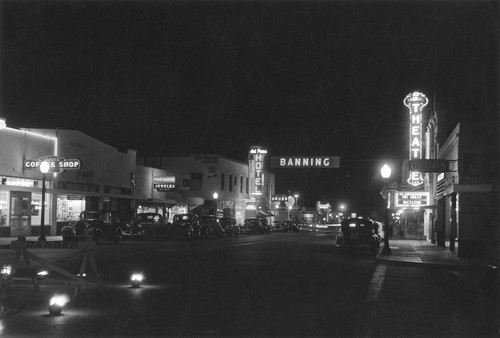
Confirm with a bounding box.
[0,176,54,237]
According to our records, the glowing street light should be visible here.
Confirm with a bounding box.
[213,192,218,217]
[1,265,12,279]
[130,273,144,288]
[38,161,50,242]
[380,164,392,255]
[340,204,345,220]
[48,294,69,315]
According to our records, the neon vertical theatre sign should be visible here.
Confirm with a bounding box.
[404,92,428,186]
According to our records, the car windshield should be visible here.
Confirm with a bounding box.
[137,214,160,222]
[175,215,193,221]
[81,212,100,220]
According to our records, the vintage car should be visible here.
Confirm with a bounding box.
[336,217,381,255]
[171,213,200,239]
[243,217,270,234]
[219,217,239,236]
[117,212,170,240]
[282,220,299,233]
[61,210,121,243]
[198,215,223,237]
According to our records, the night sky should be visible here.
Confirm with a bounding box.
[0,0,498,215]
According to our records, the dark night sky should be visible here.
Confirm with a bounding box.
[0,0,498,215]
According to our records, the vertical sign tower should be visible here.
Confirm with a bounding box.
[249,146,267,196]
[404,92,428,187]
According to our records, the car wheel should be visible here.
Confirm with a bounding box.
[145,230,154,241]
[164,227,173,241]
[115,228,124,241]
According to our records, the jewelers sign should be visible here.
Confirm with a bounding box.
[153,176,176,191]
[395,191,429,207]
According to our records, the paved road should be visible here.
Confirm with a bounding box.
[0,232,493,337]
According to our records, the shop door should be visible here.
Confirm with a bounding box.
[10,191,31,237]
[404,209,425,239]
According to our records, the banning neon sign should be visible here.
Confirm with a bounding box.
[404,92,428,186]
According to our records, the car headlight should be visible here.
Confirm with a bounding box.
[130,273,144,288]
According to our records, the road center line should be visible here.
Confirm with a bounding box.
[366,264,386,303]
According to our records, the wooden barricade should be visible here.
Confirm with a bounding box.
[0,240,101,299]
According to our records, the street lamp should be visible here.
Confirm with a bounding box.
[38,161,50,242]
[294,194,299,209]
[340,204,345,220]
[213,192,218,217]
[380,164,392,255]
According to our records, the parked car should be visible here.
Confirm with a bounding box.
[244,217,270,234]
[219,217,239,236]
[199,215,223,237]
[272,220,284,232]
[259,218,271,233]
[171,214,200,239]
[283,220,299,233]
[336,217,381,255]
[61,210,121,243]
[117,212,169,241]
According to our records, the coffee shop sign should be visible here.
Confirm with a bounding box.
[24,156,81,173]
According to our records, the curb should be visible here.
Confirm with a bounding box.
[376,252,498,272]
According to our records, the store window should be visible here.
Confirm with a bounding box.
[0,190,8,226]
[56,195,85,221]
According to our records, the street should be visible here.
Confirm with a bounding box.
[0,232,495,337]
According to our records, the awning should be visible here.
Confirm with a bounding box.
[165,190,204,207]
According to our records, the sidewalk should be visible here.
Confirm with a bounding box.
[0,236,62,248]
[376,238,497,270]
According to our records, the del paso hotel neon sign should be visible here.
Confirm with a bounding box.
[249,147,267,196]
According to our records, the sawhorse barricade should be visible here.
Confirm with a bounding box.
[0,240,101,299]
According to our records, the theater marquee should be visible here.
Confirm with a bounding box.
[271,156,340,168]
[395,191,429,207]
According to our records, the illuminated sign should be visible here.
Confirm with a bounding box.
[395,191,429,207]
[250,147,268,154]
[271,156,340,168]
[153,176,175,183]
[249,146,266,196]
[409,159,451,173]
[24,156,81,173]
[404,92,428,186]
[153,176,176,191]
[318,203,331,210]
[271,194,288,202]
